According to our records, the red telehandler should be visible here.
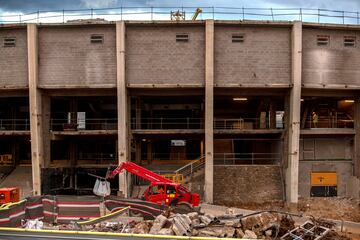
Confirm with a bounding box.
[105,162,200,209]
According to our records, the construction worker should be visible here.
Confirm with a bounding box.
[157,186,164,194]
[312,111,318,128]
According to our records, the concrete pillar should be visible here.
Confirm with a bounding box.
[286,21,302,203]
[116,21,128,197]
[42,95,51,168]
[147,141,152,165]
[135,140,141,164]
[354,98,360,178]
[135,97,141,129]
[204,20,214,203]
[28,23,42,196]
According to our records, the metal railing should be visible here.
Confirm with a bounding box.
[214,152,281,165]
[174,155,205,178]
[214,118,284,130]
[142,152,201,161]
[0,119,30,131]
[302,116,354,129]
[132,118,203,130]
[132,169,177,186]
[1,7,360,25]
[50,118,117,131]
[78,152,117,163]
[161,173,184,184]
[300,157,352,162]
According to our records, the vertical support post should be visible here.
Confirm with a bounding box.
[28,23,42,196]
[286,21,302,204]
[354,98,360,178]
[42,95,51,168]
[116,21,128,197]
[204,20,214,204]
[135,97,141,129]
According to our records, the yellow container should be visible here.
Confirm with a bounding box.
[311,172,337,186]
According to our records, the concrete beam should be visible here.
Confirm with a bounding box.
[27,23,42,196]
[116,21,128,197]
[204,20,214,204]
[286,21,302,204]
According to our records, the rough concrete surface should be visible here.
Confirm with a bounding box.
[0,165,33,198]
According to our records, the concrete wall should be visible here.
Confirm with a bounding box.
[214,26,291,86]
[126,26,205,85]
[0,28,28,88]
[299,138,353,160]
[303,28,360,87]
[38,26,116,87]
[299,137,353,198]
[213,165,283,205]
[299,161,353,198]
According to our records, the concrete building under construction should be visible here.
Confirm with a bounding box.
[0,19,359,205]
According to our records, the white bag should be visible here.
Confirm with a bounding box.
[93,178,111,197]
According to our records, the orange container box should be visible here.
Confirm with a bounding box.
[0,187,20,204]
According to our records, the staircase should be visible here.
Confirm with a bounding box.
[174,155,205,184]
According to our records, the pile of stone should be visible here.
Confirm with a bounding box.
[131,211,296,239]
[28,210,348,239]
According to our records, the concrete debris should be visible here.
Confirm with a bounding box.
[170,214,192,236]
[199,214,214,225]
[132,221,152,234]
[23,208,349,239]
[187,212,199,220]
[235,229,245,238]
[157,228,174,235]
[242,230,257,239]
[149,215,168,234]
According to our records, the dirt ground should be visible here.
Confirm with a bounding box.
[225,197,360,223]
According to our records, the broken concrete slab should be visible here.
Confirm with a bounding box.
[158,228,174,235]
[242,230,257,239]
[149,215,168,234]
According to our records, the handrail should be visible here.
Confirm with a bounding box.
[0,119,30,131]
[174,155,205,177]
[214,152,281,165]
[50,118,118,130]
[302,116,354,129]
[1,7,360,25]
[131,117,203,130]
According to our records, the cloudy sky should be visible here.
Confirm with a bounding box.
[0,0,359,23]
[0,0,359,12]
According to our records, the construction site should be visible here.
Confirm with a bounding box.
[0,6,359,240]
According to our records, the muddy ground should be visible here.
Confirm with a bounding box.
[221,198,360,223]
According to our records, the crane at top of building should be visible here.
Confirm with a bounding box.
[192,8,202,21]
[170,8,202,21]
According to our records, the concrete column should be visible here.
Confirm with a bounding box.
[286,21,302,203]
[135,97,141,129]
[116,21,128,197]
[354,98,360,177]
[135,140,141,164]
[28,23,42,196]
[42,95,51,168]
[204,20,214,203]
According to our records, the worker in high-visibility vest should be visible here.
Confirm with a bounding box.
[312,111,318,128]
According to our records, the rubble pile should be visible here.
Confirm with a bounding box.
[22,210,351,239]
[121,211,296,239]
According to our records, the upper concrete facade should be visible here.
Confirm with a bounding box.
[1,21,360,89]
